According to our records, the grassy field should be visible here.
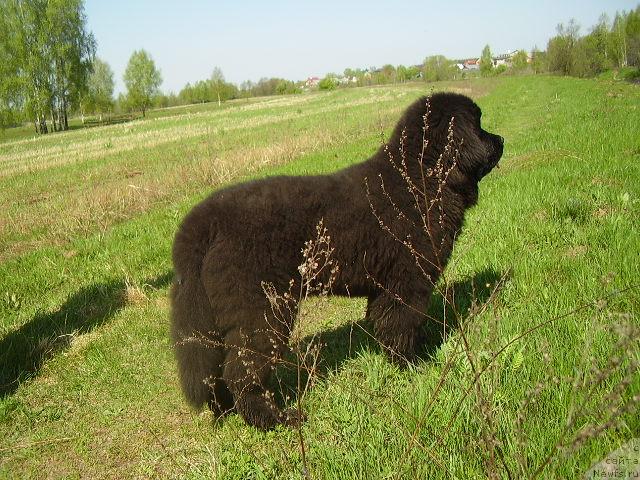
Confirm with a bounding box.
[0,75,638,479]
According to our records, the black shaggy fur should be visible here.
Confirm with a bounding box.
[170,92,504,430]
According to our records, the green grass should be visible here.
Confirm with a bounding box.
[0,75,639,478]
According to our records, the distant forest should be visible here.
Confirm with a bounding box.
[1,1,638,133]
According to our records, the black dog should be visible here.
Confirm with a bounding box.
[170,92,503,430]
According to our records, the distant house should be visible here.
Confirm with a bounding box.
[492,51,514,67]
[459,58,480,71]
[338,76,357,85]
[492,50,533,67]
[305,76,320,88]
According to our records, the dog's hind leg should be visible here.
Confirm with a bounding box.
[218,302,302,430]
[170,278,234,417]
[173,331,234,416]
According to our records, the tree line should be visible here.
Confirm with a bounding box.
[544,8,640,77]
[0,0,95,132]
[1,2,638,133]
[321,6,639,88]
[157,75,301,107]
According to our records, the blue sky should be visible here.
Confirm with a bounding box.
[85,0,639,94]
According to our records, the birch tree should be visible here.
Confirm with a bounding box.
[123,49,162,117]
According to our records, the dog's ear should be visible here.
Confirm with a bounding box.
[422,94,487,166]
[385,95,456,166]
[386,93,499,177]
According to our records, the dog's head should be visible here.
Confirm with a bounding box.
[391,92,504,183]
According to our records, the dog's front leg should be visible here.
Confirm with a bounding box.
[367,293,428,365]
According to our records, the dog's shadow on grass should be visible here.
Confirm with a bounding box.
[0,272,173,398]
[274,268,504,404]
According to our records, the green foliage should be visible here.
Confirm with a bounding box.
[246,77,285,96]
[178,73,239,105]
[547,20,581,75]
[610,13,629,68]
[343,68,370,87]
[180,81,208,104]
[405,65,422,80]
[238,77,302,98]
[422,55,458,82]
[115,92,130,114]
[85,58,114,116]
[377,64,397,84]
[210,66,225,106]
[545,8,640,78]
[511,50,529,72]
[480,44,494,76]
[335,64,423,89]
[46,0,96,125]
[152,92,180,109]
[608,7,640,68]
[0,0,95,133]
[318,75,338,90]
[0,8,22,129]
[494,64,508,75]
[123,49,162,117]
[275,79,301,95]
[619,66,640,80]
[395,64,408,82]
[624,6,640,66]
[530,47,547,73]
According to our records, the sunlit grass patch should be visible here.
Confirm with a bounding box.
[0,76,638,478]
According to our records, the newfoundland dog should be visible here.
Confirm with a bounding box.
[170,92,503,430]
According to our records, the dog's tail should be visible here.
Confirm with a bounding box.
[170,204,223,409]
